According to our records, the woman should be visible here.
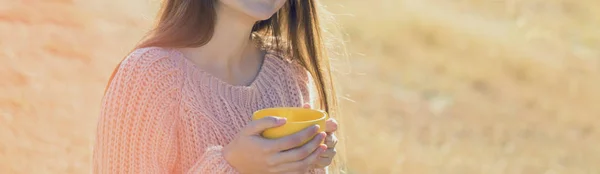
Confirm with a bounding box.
[92,0,342,173]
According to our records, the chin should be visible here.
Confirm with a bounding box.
[248,11,278,21]
[251,11,276,21]
[220,0,287,21]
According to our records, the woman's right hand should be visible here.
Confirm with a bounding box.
[223,117,328,174]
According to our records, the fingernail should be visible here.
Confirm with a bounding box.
[278,117,287,124]
[314,125,320,132]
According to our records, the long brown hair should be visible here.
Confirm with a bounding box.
[107,0,344,172]
[139,0,337,114]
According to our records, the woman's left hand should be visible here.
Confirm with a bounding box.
[303,104,338,169]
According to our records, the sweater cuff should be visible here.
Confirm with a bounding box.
[188,146,239,174]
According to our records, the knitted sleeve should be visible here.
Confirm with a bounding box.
[292,62,319,107]
[93,48,239,174]
[92,49,184,173]
[186,146,238,173]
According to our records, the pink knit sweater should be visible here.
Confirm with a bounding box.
[93,47,324,173]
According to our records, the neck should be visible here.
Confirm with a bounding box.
[182,3,259,68]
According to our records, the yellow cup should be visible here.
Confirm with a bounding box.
[252,107,327,144]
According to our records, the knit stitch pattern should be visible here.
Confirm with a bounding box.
[93,47,324,174]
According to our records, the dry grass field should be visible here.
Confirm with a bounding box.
[1,0,599,173]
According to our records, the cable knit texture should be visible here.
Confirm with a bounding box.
[93,47,324,174]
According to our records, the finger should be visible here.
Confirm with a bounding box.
[314,156,334,168]
[324,133,338,148]
[269,132,326,165]
[303,103,311,109]
[325,118,338,133]
[244,116,286,135]
[271,144,327,173]
[272,125,320,151]
[319,148,337,158]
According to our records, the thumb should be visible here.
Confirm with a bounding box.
[244,116,286,135]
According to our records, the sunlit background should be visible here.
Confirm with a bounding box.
[1,0,600,173]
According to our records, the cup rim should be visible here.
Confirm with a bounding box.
[252,107,328,124]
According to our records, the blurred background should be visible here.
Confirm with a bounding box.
[1,0,600,173]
